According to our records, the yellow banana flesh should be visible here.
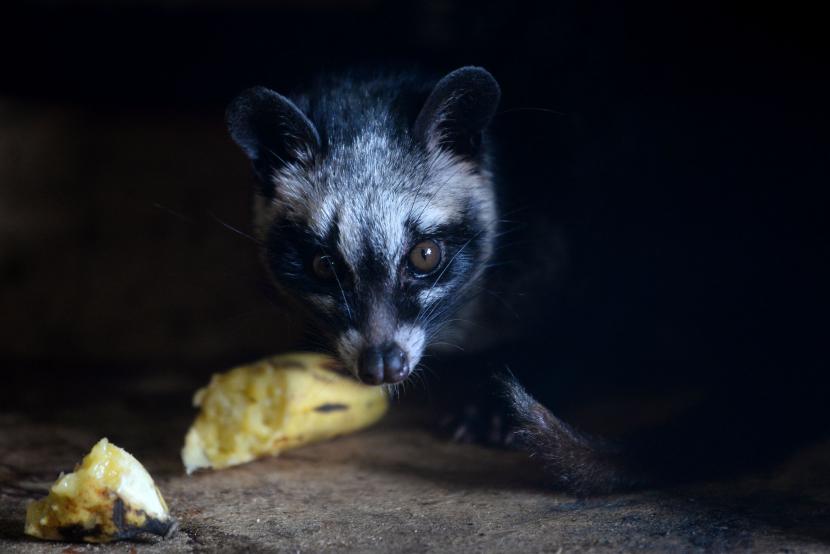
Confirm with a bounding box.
[181,352,389,473]
[25,438,176,543]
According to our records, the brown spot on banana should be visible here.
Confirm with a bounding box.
[314,403,349,413]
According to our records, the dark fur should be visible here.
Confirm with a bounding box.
[228,67,827,497]
[503,376,643,495]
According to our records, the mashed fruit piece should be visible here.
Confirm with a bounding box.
[25,438,176,543]
[182,352,389,473]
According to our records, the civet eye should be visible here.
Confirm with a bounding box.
[311,254,335,280]
[408,239,442,275]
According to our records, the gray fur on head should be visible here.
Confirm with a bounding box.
[227,67,501,383]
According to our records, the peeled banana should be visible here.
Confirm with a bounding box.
[181,352,389,473]
[25,438,176,543]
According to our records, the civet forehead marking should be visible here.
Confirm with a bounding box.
[248,73,500,381]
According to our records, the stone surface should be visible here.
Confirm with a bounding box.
[1,371,829,553]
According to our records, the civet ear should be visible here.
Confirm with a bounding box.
[413,66,501,158]
[226,86,320,188]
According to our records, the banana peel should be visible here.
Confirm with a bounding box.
[25,438,176,543]
[182,352,388,473]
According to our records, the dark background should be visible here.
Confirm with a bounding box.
[0,1,827,413]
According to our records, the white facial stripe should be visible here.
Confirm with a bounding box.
[308,293,337,313]
[336,329,364,378]
[417,285,449,312]
[410,151,479,229]
[336,195,410,283]
[310,195,338,238]
[394,324,426,370]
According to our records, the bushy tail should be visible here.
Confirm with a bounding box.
[501,372,828,496]
[502,376,648,495]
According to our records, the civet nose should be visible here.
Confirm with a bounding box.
[358,343,410,385]
[381,343,408,383]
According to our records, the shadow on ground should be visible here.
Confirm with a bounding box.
[1,367,829,553]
